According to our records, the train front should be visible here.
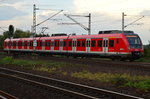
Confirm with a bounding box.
[126,34,144,60]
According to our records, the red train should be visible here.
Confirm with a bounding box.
[4,30,144,61]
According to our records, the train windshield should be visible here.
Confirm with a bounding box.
[126,36,142,49]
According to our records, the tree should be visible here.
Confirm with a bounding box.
[0,35,5,49]
[13,29,32,38]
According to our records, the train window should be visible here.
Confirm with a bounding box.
[73,41,75,47]
[77,41,81,47]
[13,42,16,46]
[60,41,63,47]
[30,41,33,46]
[82,41,85,47]
[22,42,24,46]
[51,41,54,46]
[42,42,45,46]
[109,40,114,47]
[45,42,50,47]
[73,41,76,47]
[69,41,72,47]
[48,42,51,46]
[86,41,88,47]
[57,41,60,47]
[24,42,28,46]
[86,40,90,47]
[104,40,108,47]
[54,41,57,47]
[8,41,12,47]
[18,42,22,46]
[89,41,91,47]
[98,40,102,47]
[63,41,66,47]
[39,41,42,47]
[91,40,96,47]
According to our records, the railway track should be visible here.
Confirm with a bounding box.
[0,90,20,99]
[0,67,144,99]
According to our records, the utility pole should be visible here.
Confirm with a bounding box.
[33,4,36,36]
[88,13,91,35]
[122,12,126,33]
[33,4,39,36]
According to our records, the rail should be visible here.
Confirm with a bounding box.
[0,67,144,99]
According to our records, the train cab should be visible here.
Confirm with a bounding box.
[126,34,144,59]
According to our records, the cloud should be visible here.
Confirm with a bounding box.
[140,10,150,15]
[73,0,150,15]
[0,0,19,4]
[0,5,27,20]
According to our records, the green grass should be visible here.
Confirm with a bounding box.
[71,71,150,91]
[136,57,150,62]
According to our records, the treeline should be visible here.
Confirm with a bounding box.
[0,29,49,49]
[144,43,150,57]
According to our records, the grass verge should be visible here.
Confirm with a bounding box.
[71,71,150,91]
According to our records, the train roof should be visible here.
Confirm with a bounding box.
[98,30,134,34]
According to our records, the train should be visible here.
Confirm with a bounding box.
[3,30,144,61]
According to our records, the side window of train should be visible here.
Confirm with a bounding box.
[82,40,85,47]
[30,41,33,46]
[98,40,102,47]
[91,40,96,47]
[69,41,72,47]
[51,41,54,47]
[57,41,60,47]
[77,41,81,47]
[73,41,75,47]
[63,41,66,47]
[24,42,27,46]
[54,41,57,47]
[73,41,76,47]
[109,40,114,47]
[39,41,42,47]
[86,40,90,47]
[60,41,63,47]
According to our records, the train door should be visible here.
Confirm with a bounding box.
[108,38,120,54]
[59,39,63,52]
[54,40,60,51]
[72,39,76,52]
[76,39,86,51]
[68,39,73,51]
[13,41,16,49]
[103,38,108,54]
[116,38,120,54]
[45,40,51,50]
[86,38,90,53]
[24,41,28,49]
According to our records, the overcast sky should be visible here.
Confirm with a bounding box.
[0,0,150,44]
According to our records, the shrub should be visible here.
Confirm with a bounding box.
[144,48,150,57]
[125,80,150,91]
[109,74,128,85]
[1,56,13,64]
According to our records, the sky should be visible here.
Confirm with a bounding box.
[0,0,150,44]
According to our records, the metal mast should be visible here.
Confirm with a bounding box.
[88,13,91,35]
[122,12,125,33]
[33,4,36,36]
